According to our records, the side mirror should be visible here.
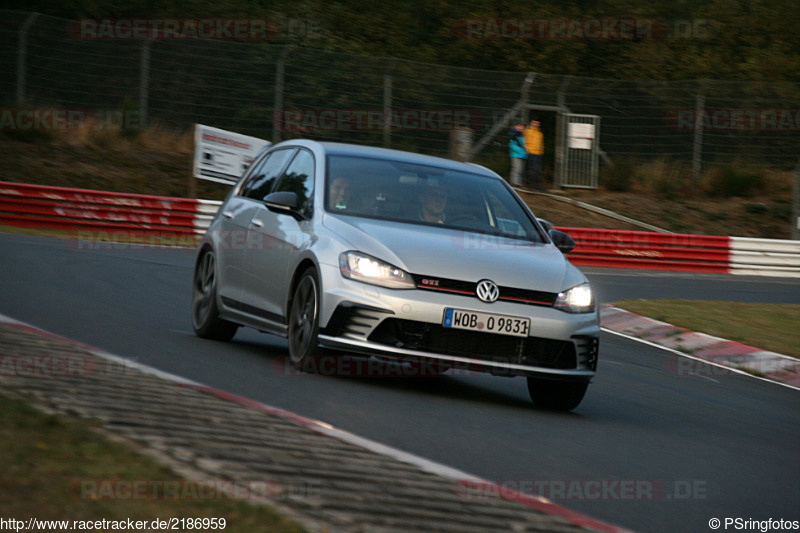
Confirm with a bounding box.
[264,191,306,221]
[538,218,554,232]
[548,229,575,254]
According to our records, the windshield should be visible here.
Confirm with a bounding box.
[325,155,546,242]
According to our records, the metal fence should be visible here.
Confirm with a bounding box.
[3,10,800,180]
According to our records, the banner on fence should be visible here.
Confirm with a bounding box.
[193,124,270,185]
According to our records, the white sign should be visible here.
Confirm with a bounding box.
[568,122,595,150]
[568,122,595,139]
[569,137,592,149]
[193,124,271,185]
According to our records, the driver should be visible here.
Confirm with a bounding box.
[328,176,350,211]
[418,181,448,224]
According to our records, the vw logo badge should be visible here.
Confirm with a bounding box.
[476,279,499,303]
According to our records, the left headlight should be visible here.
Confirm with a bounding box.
[554,283,595,313]
[339,251,415,289]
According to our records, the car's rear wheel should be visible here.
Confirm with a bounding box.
[288,267,321,370]
[192,250,238,341]
[526,377,589,411]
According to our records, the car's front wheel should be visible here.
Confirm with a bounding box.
[192,250,238,341]
[526,377,589,411]
[288,267,322,369]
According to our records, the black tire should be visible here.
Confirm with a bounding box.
[287,267,322,370]
[192,250,238,341]
[526,377,589,411]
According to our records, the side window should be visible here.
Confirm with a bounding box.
[240,149,296,201]
[275,150,315,218]
[236,152,269,196]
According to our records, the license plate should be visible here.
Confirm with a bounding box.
[443,308,530,338]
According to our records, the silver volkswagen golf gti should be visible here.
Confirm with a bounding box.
[192,139,599,410]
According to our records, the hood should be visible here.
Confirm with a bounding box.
[323,214,581,293]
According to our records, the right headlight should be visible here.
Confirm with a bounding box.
[554,283,594,313]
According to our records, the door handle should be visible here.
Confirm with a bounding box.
[222,211,233,219]
[251,219,263,228]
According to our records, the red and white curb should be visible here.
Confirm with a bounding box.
[601,306,800,389]
[0,313,632,533]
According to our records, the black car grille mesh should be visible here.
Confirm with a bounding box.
[574,335,599,371]
[321,303,391,340]
[368,318,577,369]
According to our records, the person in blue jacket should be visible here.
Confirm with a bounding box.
[508,124,527,187]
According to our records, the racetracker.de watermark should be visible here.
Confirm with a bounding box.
[278,109,483,132]
[452,18,710,40]
[456,479,708,501]
[449,231,550,252]
[666,356,793,379]
[78,479,319,501]
[68,18,326,40]
[69,231,199,250]
[272,355,481,378]
[0,109,141,131]
[69,230,310,252]
[0,353,136,378]
[665,109,800,131]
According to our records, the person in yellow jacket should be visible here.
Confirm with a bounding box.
[523,119,544,190]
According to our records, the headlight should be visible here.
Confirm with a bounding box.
[554,283,594,313]
[339,251,415,289]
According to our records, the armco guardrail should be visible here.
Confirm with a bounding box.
[0,180,218,241]
[729,237,800,277]
[561,228,800,277]
[561,228,731,273]
[1,181,798,277]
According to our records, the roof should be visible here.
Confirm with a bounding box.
[271,139,498,177]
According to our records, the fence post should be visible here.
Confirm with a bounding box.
[383,60,395,147]
[16,12,40,105]
[272,45,294,143]
[554,76,573,188]
[465,72,535,162]
[520,71,532,124]
[139,36,153,130]
[793,160,799,240]
[692,79,707,180]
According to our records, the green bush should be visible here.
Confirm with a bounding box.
[744,203,768,214]
[0,105,56,143]
[651,170,696,199]
[600,159,636,192]
[703,211,730,221]
[0,127,55,143]
[770,202,791,220]
[707,165,765,197]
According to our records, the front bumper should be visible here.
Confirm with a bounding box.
[317,264,599,379]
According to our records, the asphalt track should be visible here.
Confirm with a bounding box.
[1,232,798,533]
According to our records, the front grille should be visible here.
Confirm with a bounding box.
[368,318,577,369]
[413,275,558,307]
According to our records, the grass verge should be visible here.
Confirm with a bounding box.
[0,392,306,532]
[612,299,800,359]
